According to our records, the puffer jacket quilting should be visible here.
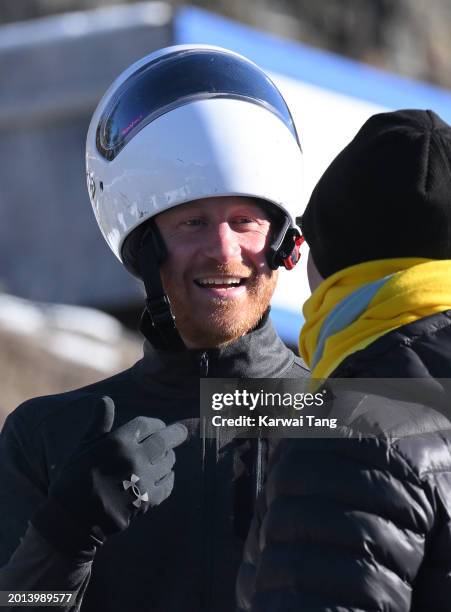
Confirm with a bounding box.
[237,311,451,612]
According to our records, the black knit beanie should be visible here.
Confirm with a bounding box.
[301,109,451,278]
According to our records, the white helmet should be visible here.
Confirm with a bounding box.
[86,44,303,274]
[86,44,304,348]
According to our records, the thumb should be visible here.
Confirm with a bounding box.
[81,396,116,446]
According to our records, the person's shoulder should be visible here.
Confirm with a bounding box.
[325,388,451,479]
[283,355,309,378]
[6,365,138,434]
[333,389,449,434]
[275,387,451,473]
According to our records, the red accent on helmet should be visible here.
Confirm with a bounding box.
[283,235,304,270]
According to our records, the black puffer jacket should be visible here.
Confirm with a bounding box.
[237,311,451,612]
[0,314,308,612]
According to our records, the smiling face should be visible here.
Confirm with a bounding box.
[154,196,278,348]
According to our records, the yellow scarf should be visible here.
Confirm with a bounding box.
[300,258,451,380]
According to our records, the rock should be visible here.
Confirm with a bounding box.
[0,294,141,426]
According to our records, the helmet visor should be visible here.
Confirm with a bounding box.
[96,48,300,161]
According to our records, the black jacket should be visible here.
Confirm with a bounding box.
[0,313,307,612]
[237,311,451,612]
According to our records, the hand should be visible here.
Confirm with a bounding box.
[32,396,187,554]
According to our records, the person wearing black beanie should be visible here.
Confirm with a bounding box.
[302,109,451,278]
[237,109,451,612]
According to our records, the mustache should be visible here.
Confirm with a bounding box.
[192,263,254,278]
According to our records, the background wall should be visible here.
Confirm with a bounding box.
[2,0,451,90]
[0,3,172,309]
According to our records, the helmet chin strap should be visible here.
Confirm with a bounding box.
[137,221,185,351]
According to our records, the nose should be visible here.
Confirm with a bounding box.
[203,222,241,264]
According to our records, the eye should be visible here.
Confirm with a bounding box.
[232,216,263,230]
[182,218,206,227]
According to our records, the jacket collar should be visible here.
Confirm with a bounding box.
[332,310,451,378]
[133,310,296,384]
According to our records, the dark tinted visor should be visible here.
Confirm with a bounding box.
[96,49,300,161]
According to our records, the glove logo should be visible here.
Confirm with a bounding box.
[122,473,149,508]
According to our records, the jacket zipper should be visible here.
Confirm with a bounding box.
[199,353,264,610]
[255,437,264,497]
[200,351,209,377]
[200,352,215,611]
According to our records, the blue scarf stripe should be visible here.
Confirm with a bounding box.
[311,275,393,369]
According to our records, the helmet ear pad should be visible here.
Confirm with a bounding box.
[263,203,303,270]
[252,199,301,271]
[123,220,184,350]
[121,219,167,278]
[281,232,304,270]
[267,226,303,270]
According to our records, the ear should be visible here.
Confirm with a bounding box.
[307,251,324,292]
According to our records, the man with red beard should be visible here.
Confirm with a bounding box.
[0,46,307,612]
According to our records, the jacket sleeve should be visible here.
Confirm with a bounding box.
[237,434,442,612]
[0,524,92,612]
[0,408,94,610]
